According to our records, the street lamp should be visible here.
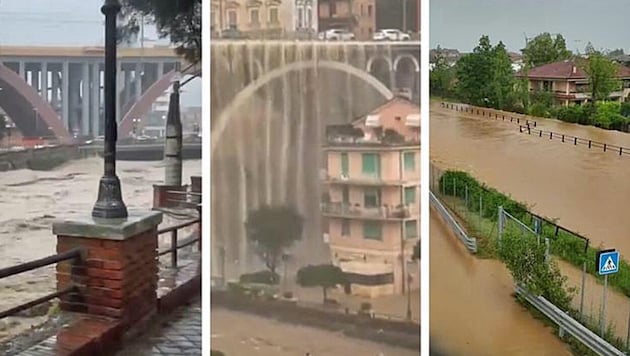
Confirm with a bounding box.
[92,0,128,219]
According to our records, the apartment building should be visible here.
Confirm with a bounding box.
[211,0,317,38]
[321,96,420,298]
[318,0,376,40]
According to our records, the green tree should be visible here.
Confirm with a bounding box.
[296,264,348,303]
[521,33,572,67]
[498,230,574,310]
[119,0,201,64]
[593,101,627,130]
[455,36,515,110]
[583,47,621,101]
[245,205,303,275]
[430,46,455,97]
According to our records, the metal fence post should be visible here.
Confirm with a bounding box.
[479,192,483,221]
[580,240,589,321]
[498,206,504,245]
[171,230,178,268]
[465,185,469,208]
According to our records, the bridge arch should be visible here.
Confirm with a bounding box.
[394,54,420,72]
[0,63,71,140]
[119,65,200,137]
[366,55,393,73]
[212,60,394,153]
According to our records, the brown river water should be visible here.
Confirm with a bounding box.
[430,101,630,353]
[0,158,200,341]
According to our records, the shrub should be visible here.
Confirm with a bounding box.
[239,270,280,285]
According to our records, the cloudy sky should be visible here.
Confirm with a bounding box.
[430,0,630,53]
[0,0,201,107]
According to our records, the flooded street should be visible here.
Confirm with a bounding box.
[430,210,570,355]
[211,308,418,356]
[0,157,200,341]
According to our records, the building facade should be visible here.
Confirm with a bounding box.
[211,0,317,39]
[321,97,420,298]
[517,60,630,106]
[318,0,376,40]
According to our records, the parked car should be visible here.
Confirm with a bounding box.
[373,29,411,41]
[318,29,355,41]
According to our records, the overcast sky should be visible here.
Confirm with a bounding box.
[430,0,630,54]
[0,0,200,107]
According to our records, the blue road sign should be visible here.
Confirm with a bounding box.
[598,250,619,275]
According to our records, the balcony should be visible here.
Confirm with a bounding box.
[321,171,419,186]
[321,202,415,220]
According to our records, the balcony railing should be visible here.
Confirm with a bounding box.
[321,202,414,220]
[321,172,419,186]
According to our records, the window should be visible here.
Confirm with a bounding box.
[269,7,279,23]
[341,219,350,236]
[363,188,381,208]
[361,153,380,177]
[250,9,260,25]
[306,7,312,28]
[368,5,372,16]
[330,1,336,16]
[403,152,415,171]
[405,220,418,239]
[298,8,304,28]
[404,186,416,205]
[228,10,237,27]
[340,153,349,175]
[363,221,382,240]
[361,4,364,15]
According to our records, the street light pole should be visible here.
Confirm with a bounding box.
[92,0,128,219]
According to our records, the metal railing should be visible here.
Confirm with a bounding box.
[518,125,630,156]
[429,190,477,253]
[157,217,201,268]
[0,247,84,319]
[440,102,538,127]
[321,201,414,219]
[515,284,625,356]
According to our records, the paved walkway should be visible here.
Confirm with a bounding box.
[116,299,201,356]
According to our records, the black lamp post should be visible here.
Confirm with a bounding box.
[92,0,128,219]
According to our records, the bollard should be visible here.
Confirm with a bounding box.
[539,130,542,137]
[620,147,623,156]
[562,135,565,142]
[589,140,592,148]
[528,126,531,134]
[574,137,577,145]
[604,144,607,152]
[549,132,552,139]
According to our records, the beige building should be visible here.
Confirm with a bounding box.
[211,0,318,38]
[321,97,420,298]
[318,0,376,40]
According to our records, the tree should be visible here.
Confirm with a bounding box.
[521,33,572,68]
[296,264,348,303]
[245,205,303,275]
[593,101,627,130]
[455,35,515,110]
[119,0,201,64]
[583,47,621,101]
[430,46,455,97]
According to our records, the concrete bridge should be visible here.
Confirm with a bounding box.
[211,40,420,126]
[0,46,197,140]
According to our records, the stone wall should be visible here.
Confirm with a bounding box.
[0,145,86,171]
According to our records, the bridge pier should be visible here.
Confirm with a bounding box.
[62,61,70,130]
[41,62,48,103]
[81,62,91,136]
[91,63,102,137]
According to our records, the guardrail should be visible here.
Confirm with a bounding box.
[515,284,625,356]
[440,102,538,127]
[429,190,477,253]
[0,247,84,319]
[518,125,630,156]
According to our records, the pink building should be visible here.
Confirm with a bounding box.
[321,96,420,297]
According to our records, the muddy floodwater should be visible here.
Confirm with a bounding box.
[0,158,200,341]
[430,210,570,355]
[430,100,630,351]
[211,307,418,356]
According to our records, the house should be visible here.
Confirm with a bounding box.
[516,59,630,106]
[321,96,420,298]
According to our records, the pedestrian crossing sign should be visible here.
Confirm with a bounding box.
[598,250,619,275]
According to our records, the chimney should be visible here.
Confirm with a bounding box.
[572,66,576,74]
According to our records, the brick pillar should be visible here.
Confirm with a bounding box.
[53,211,163,329]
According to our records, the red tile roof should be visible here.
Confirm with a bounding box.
[517,59,630,80]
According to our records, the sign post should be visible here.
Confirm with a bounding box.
[597,249,619,336]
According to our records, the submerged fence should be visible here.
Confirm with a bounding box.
[440,102,538,127]
[518,125,630,157]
